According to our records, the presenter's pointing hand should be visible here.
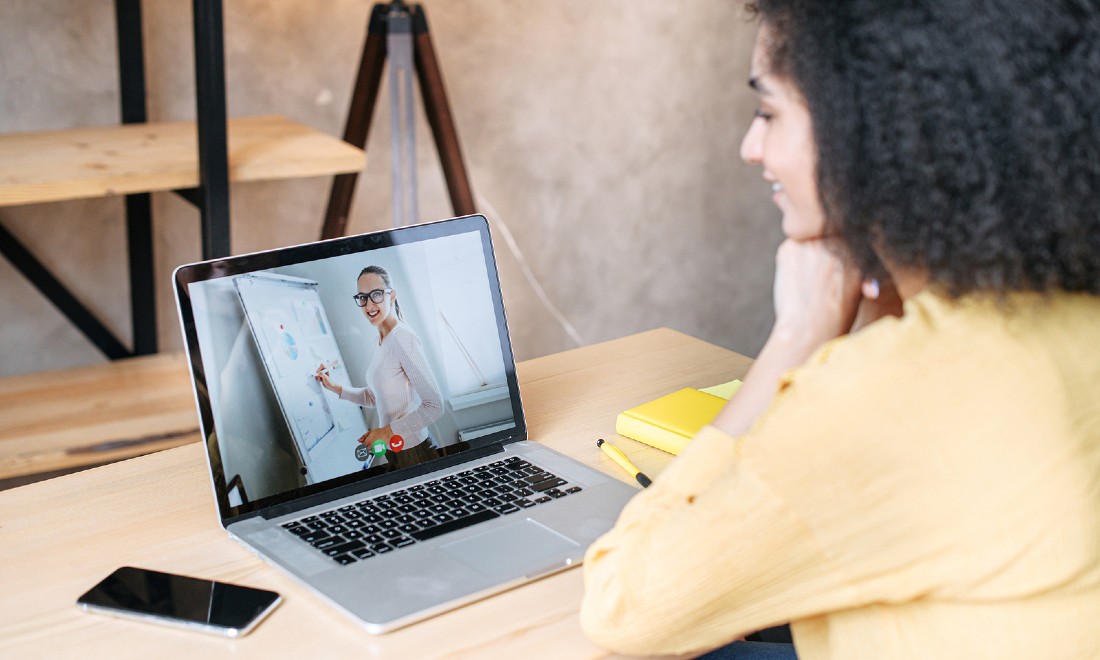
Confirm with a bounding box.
[314,363,341,395]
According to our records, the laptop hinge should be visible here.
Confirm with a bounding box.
[255,442,507,521]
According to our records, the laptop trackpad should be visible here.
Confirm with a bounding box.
[440,519,579,577]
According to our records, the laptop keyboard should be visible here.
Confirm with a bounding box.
[280,456,582,566]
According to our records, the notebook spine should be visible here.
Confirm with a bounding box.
[614,413,690,455]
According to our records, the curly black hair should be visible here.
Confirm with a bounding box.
[746,0,1100,295]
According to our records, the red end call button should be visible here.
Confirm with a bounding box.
[388,435,405,452]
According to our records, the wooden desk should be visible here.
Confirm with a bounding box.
[0,329,751,657]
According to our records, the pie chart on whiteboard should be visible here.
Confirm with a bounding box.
[279,325,299,360]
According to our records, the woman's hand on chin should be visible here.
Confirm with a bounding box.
[770,237,863,351]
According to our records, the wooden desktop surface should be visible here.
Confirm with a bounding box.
[0,329,752,658]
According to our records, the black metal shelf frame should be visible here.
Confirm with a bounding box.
[0,0,232,359]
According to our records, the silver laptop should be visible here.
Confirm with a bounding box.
[173,214,636,633]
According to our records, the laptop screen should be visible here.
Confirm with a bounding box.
[174,216,526,521]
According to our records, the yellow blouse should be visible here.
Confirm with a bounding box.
[581,291,1100,659]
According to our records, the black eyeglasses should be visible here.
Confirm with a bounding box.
[352,288,392,307]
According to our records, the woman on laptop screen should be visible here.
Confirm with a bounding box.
[315,265,444,471]
[580,0,1100,658]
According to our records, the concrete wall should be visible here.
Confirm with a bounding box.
[0,0,781,378]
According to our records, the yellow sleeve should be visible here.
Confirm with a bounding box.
[579,425,851,656]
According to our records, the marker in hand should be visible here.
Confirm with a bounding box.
[596,438,652,488]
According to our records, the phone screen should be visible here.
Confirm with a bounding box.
[77,567,281,636]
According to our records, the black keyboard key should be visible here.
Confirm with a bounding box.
[329,540,365,555]
[565,486,583,494]
[333,554,357,565]
[301,530,330,544]
[534,495,551,503]
[381,529,402,539]
[516,499,537,508]
[314,536,343,550]
[393,537,416,548]
[352,547,375,559]
[547,489,567,498]
[398,523,420,534]
[411,510,499,542]
[284,525,309,536]
[494,504,520,515]
[372,543,394,554]
[525,471,554,483]
[531,478,567,493]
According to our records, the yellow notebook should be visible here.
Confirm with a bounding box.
[615,380,742,455]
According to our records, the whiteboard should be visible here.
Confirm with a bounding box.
[235,273,374,484]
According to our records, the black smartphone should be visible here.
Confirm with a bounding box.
[76,566,281,637]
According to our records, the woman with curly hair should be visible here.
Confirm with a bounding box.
[580,1,1100,658]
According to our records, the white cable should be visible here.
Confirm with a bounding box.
[475,193,586,348]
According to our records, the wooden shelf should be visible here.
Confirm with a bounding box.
[0,353,198,480]
[0,115,365,207]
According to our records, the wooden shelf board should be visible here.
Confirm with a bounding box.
[0,353,199,480]
[0,115,365,207]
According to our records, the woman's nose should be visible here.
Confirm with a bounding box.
[740,116,765,165]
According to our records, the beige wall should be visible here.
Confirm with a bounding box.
[0,0,781,378]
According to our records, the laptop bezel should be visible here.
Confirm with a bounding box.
[173,215,528,526]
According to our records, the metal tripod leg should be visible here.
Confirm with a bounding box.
[322,5,388,240]
[320,2,475,240]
